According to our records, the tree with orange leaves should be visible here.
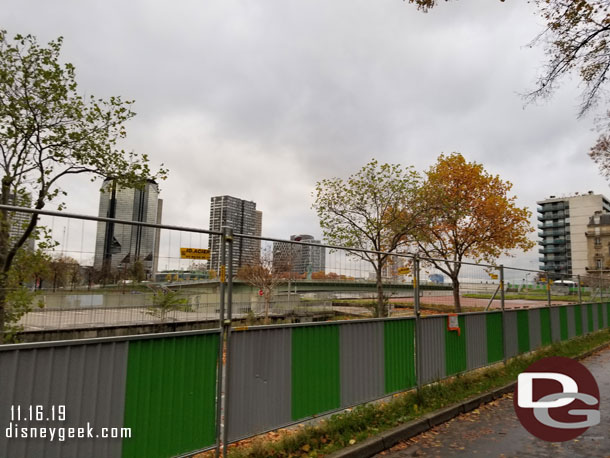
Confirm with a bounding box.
[412,153,535,312]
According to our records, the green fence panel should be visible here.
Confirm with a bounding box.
[539,308,552,346]
[445,315,467,375]
[587,304,594,333]
[559,307,569,340]
[486,312,504,363]
[517,310,530,354]
[575,305,583,336]
[598,303,604,329]
[122,334,219,458]
[384,320,416,393]
[292,325,340,420]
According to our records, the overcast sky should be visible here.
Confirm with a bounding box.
[4,0,609,271]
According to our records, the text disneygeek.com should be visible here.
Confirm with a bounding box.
[5,423,132,441]
[4,405,131,442]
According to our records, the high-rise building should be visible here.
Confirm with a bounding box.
[208,196,262,272]
[93,179,162,277]
[273,235,325,276]
[5,192,35,251]
[538,192,610,277]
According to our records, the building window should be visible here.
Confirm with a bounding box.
[597,258,603,269]
[595,236,601,247]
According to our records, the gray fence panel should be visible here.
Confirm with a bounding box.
[567,306,576,338]
[550,308,561,343]
[504,311,519,358]
[593,304,599,331]
[420,317,446,384]
[528,308,542,351]
[340,321,384,407]
[0,342,128,458]
[227,328,292,442]
[465,314,487,370]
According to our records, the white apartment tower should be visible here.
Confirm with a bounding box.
[538,191,610,278]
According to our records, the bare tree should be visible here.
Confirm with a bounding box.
[237,249,282,323]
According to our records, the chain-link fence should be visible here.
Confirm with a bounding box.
[0,205,605,342]
[3,205,610,458]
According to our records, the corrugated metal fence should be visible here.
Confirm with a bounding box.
[1,302,609,457]
[0,330,219,458]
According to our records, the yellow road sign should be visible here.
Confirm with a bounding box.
[180,248,210,260]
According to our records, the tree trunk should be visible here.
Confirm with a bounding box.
[264,298,270,324]
[375,267,386,318]
[452,276,461,313]
[0,179,12,338]
[0,281,6,340]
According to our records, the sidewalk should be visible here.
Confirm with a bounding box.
[376,346,610,458]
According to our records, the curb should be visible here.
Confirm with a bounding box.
[328,339,610,458]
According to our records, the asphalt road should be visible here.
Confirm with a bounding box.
[376,346,610,458]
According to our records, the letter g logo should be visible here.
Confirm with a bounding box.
[513,357,600,442]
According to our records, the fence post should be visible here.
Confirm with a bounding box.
[223,228,234,458]
[215,229,227,458]
[577,275,582,304]
[414,255,422,393]
[546,274,555,343]
[500,265,506,365]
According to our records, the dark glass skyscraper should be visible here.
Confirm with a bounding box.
[93,179,162,277]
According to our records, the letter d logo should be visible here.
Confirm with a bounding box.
[517,372,578,408]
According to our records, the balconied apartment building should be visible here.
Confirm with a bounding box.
[208,195,262,273]
[538,192,610,278]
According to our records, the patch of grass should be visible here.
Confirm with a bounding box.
[205,328,610,458]
[331,299,377,307]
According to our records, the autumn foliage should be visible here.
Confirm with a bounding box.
[411,153,535,312]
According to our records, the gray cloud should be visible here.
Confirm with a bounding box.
[4,0,609,269]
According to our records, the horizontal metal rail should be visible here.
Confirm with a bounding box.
[0,204,222,236]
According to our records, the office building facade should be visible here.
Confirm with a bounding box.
[538,192,610,277]
[273,235,325,276]
[93,179,162,277]
[208,196,262,272]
